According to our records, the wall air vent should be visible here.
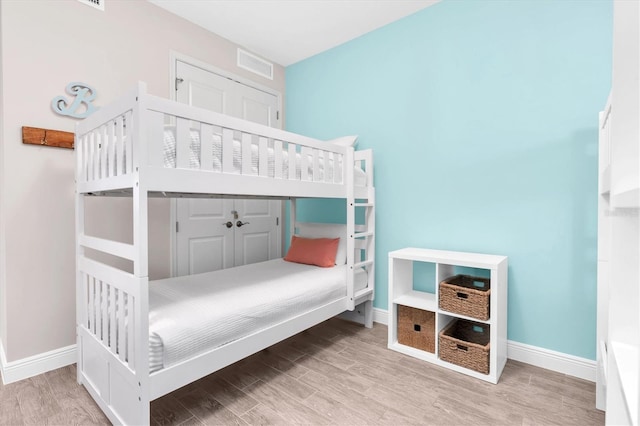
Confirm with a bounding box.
[237,49,274,80]
[77,0,104,11]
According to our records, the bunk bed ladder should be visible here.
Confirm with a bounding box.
[348,149,375,327]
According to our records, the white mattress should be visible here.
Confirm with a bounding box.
[162,128,367,186]
[148,259,368,373]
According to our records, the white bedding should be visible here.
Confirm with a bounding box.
[148,259,368,373]
[162,128,367,186]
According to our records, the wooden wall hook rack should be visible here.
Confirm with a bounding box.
[22,126,74,149]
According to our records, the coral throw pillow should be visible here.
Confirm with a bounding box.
[284,236,340,268]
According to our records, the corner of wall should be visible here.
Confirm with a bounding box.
[0,0,7,353]
[0,342,76,385]
[0,339,7,385]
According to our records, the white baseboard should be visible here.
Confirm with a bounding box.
[507,340,596,382]
[372,308,596,382]
[373,307,389,325]
[0,340,76,385]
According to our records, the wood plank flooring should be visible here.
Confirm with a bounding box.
[0,318,604,425]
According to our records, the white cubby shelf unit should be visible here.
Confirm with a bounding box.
[388,248,508,384]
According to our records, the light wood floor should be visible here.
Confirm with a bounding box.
[0,318,603,425]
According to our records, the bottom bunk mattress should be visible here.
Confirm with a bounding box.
[148,259,368,373]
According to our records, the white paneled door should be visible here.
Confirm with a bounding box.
[174,59,281,276]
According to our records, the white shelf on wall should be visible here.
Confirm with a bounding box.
[388,248,508,384]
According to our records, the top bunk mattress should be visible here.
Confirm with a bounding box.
[149,258,368,373]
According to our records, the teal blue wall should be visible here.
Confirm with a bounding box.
[285,0,612,360]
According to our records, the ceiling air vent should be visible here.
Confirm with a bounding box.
[77,0,104,11]
[237,49,273,80]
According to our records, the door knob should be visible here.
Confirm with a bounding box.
[236,220,250,227]
[223,221,233,228]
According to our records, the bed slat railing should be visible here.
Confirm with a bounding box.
[107,120,116,178]
[287,143,297,180]
[259,137,268,177]
[124,111,134,175]
[241,133,252,175]
[200,124,214,172]
[300,147,310,181]
[77,111,134,185]
[86,133,95,181]
[147,111,165,168]
[82,271,134,368]
[77,86,362,195]
[175,118,190,170]
[222,128,234,174]
[116,115,126,176]
[100,125,108,179]
[78,256,141,373]
[143,107,348,186]
[323,153,331,183]
[274,140,283,179]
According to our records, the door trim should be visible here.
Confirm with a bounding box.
[168,51,285,277]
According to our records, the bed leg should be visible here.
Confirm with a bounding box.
[363,300,374,329]
[339,300,375,327]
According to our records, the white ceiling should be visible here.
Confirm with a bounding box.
[148,0,438,67]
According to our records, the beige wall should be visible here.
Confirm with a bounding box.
[0,0,285,362]
[0,0,6,350]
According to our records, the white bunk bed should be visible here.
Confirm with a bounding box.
[74,82,375,425]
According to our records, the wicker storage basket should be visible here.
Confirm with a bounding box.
[397,305,435,353]
[439,274,491,320]
[439,319,490,374]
